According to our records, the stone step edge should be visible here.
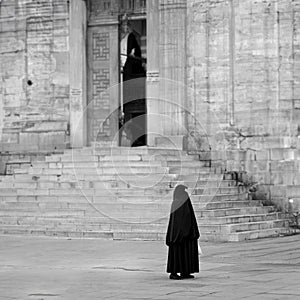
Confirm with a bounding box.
[0,200,267,208]
[197,212,283,221]
[198,219,289,229]
[0,227,296,242]
[0,228,165,239]
[227,228,295,241]
[0,216,289,227]
[0,190,246,197]
[199,228,296,242]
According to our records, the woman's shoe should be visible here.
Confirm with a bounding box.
[181,274,194,279]
[169,273,182,280]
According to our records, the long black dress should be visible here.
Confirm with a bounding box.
[166,185,200,276]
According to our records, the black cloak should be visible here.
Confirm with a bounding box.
[123,32,145,81]
[166,185,200,275]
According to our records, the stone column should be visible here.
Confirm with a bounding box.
[229,0,235,126]
[69,0,87,148]
[146,0,161,146]
[159,0,187,138]
[0,84,3,142]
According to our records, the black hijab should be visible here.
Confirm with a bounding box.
[166,185,200,246]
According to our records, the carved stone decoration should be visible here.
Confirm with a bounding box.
[87,1,119,145]
[159,0,187,10]
[92,32,110,61]
[88,30,112,142]
[88,0,146,21]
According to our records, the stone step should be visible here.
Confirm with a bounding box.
[0,213,288,235]
[1,200,277,222]
[0,190,246,202]
[176,173,224,181]
[188,179,238,187]
[0,199,271,221]
[196,206,275,217]
[0,200,271,220]
[115,173,220,185]
[0,201,170,210]
[34,161,167,169]
[0,188,167,198]
[0,195,158,204]
[27,166,170,175]
[166,160,206,167]
[0,217,168,232]
[11,171,218,180]
[0,183,241,197]
[0,217,290,242]
[227,219,289,233]
[0,179,238,191]
[204,200,264,210]
[45,153,200,164]
[0,210,86,217]
[11,173,182,182]
[99,161,165,168]
[198,219,288,234]
[0,215,169,226]
[91,147,187,156]
[227,227,292,242]
[199,227,292,242]
[2,225,291,242]
[0,225,114,239]
[0,206,170,219]
[168,167,207,174]
[0,186,169,196]
[113,231,165,241]
[71,147,186,157]
[197,212,282,225]
[192,193,248,202]
[0,198,171,208]
[192,186,244,195]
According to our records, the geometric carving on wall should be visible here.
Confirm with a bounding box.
[92,32,110,61]
[92,68,111,138]
[92,69,110,99]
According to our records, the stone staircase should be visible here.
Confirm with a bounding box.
[0,146,292,242]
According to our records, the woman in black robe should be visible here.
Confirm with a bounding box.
[166,185,200,280]
[120,20,145,82]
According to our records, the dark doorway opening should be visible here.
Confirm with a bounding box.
[119,17,147,147]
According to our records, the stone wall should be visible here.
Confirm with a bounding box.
[0,0,70,152]
[187,0,300,149]
[186,0,300,208]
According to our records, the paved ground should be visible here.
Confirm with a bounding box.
[0,234,299,300]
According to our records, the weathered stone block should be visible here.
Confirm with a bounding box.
[23,121,68,133]
[270,185,287,198]
[286,185,300,198]
[19,133,39,150]
[1,133,19,144]
[0,160,7,175]
[270,148,285,161]
[38,132,65,150]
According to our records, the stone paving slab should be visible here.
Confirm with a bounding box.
[0,234,299,299]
